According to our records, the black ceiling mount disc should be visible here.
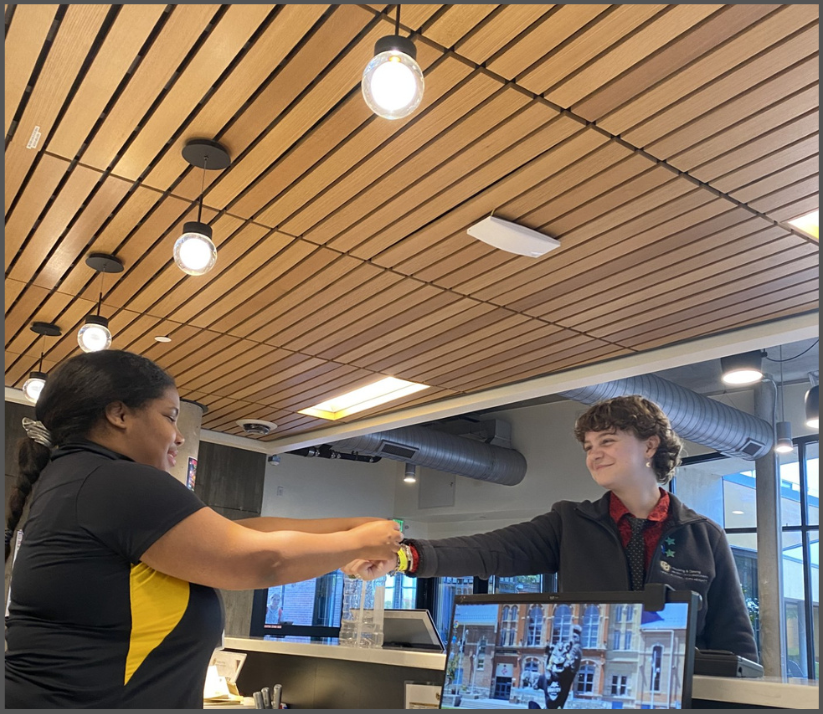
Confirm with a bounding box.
[30,321,62,337]
[182,139,231,170]
[85,253,124,273]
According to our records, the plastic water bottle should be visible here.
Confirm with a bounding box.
[338,575,385,648]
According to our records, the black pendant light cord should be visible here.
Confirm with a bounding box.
[395,4,400,35]
[765,339,819,362]
[96,272,104,317]
[197,157,207,223]
[779,345,786,423]
[37,334,45,372]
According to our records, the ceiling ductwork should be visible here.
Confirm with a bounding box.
[330,424,527,486]
[559,374,773,460]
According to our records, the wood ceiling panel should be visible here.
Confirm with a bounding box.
[454,4,553,65]
[749,176,818,215]
[80,4,220,172]
[597,5,819,137]
[4,4,59,136]
[187,242,329,333]
[142,4,329,194]
[519,4,668,96]
[176,340,281,395]
[4,153,71,270]
[421,4,498,49]
[690,111,818,183]
[731,156,819,206]
[111,4,273,182]
[592,259,819,341]
[7,164,102,284]
[275,279,424,354]
[468,189,716,304]
[616,282,819,350]
[5,352,61,389]
[485,4,610,81]
[47,4,167,161]
[642,56,818,161]
[53,185,164,299]
[554,224,805,327]
[201,7,397,211]
[5,279,27,317]
[336,387,459,424]
[32,173,133,291]
[574,4,780,123]
[546,5,725,109]
[247,54,480,229]
[769,195,820,225]
[713,136,819,194]
[184,347,298,399]
[666,86,818,173]
[5,4,110,212]
[392,5,443,32]
[501,200,739,314]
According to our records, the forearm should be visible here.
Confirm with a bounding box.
[235,516,381,534]
[225,529,365,590]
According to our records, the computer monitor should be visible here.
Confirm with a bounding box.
[439,590,698,710]
[383,609,444,651]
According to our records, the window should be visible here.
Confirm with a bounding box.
[674,437,819,679]
[252,570,345,637]
[651,645,663,692]
[489,574,544,594]
[575,663,596,694]
[476,636,487,671]
[612,628,621,650]
[435,576,474,643]
[522,657,540,688]
[527,605,544,646]
[624,629,632,650]
[383,572,418,609]
[615,605,623,623]
[499,605,519,647]
[582,605,600,648]
[625,605,635,623]
[611,674,630,696]
[551,604,572,644]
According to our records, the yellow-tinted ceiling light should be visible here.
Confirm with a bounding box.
[299,377,430,420]
[788,209,818,241]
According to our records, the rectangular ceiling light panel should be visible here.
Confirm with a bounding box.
[298,377,430,420]
[788,209,819,241]
[467,216,561,257]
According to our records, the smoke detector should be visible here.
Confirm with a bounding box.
[467,216,560,257]
[236,419,277,436]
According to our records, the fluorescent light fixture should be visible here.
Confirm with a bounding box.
[787,209,818,241]
[299,377,430,420]
[467,216,561,257]
[731,510,744,515]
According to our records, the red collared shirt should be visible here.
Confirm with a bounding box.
[609,488,671,571]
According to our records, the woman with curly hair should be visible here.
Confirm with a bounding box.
[345,395,757,660]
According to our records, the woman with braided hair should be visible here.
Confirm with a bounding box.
[5,350,401,708]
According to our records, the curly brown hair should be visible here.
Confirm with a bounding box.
[573,395,683,484]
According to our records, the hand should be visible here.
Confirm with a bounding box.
[349,520,401,561]
[343,558,397,580]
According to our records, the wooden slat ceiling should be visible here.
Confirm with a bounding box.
[5,3,819,441]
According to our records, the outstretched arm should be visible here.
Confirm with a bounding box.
[235,516,382,534]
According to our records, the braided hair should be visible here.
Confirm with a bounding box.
[5,350,175,560]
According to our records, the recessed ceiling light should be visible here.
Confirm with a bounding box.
[298,377,430,420]
[154,336,172,343]
[787,209,818,240]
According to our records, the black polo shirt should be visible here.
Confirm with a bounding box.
[5,441,224,708]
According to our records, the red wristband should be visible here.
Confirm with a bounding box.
[408,544,420,574]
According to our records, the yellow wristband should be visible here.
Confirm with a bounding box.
[396,545,409,573]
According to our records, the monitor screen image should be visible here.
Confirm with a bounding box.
[440,594,696,710]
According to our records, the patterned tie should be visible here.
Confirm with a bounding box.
[626,516,647,591]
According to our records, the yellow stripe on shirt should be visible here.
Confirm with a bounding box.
[125,562,190,685]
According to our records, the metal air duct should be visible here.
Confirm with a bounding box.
[560,373,773,460]
[330,425,527,486]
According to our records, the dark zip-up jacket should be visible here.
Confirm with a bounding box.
[408,492,757,661]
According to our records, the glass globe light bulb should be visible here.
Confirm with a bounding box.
[362,42,424,120]
[174,230,217,276]
[78,320,112,353]
[23,372,47,404]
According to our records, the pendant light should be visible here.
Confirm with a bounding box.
[806,379,819,430]
[774,346,793,454]
[721,350,765,386]
[362,5,424,120]
[78,253,123,353]
[23,322,62,404]
[174,139,231,276]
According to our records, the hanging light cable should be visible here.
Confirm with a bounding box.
[78,254,123,353]
[23,322,61,404]
[362,4,424,120]
[174,139,231,276]
[775,346,793,454]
